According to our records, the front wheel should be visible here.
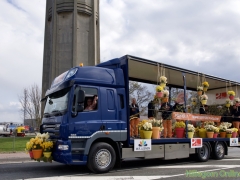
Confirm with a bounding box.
[87,142,116,173]
[195,142,210,162]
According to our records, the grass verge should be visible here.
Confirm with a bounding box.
[0,136,33,153]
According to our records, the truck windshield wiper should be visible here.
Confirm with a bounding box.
[51,110,63,116]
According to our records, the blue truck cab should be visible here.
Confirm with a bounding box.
[41,56,130,173]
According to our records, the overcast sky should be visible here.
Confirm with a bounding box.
[0,0,240,123]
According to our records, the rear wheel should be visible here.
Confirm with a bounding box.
[87,142,116,173]
[196,142,210,162]
[213,142,225,160]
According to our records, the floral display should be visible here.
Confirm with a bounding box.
[226,129,233,134]
[213,127,219,133]
[187,124,195,132]
[231,128,238,132]
[227,91,235,96]
[160,76,167,84]
[197,86,203,91]
[156,85,163,92]
[204,125,215,132]
[162,90,169,97]
[219,124,227,132]
[142,121,152,131]
[200,94,208,100]
[149,118,163,129]
[175,121,186,128]
[202,81,209,88]
[204,121,214,126]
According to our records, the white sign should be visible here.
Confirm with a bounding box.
[134,139,152,151]
[230,138,239,146]
[191,138,202,148]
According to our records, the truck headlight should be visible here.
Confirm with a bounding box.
[58,145,69,150]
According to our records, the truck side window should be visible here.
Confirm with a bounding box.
[81,87,98,111]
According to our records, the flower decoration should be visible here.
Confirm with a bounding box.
[200,94,208,101]
[202,81,209,88]
[149,118,163,128]
[197,86,203,91]
[162,90,169,97]
[204,125,215,132]
[42,141,53,152]
[142,121,152,131]
[231,128,238,132]
[191,97,197,102]
[219,124,227,132]
[156,85,163,92]
[187,124,195,132]
[226,98,231,104]
[213,127,219,133]
[220,122,232,128]
[175,121,186,128]
[234,98,240,104]
[138,120,149,130]
[160,76,167,84]
[204,121,214,126]
[227,91,235,96]
[25,132,52,151]
[226,129,233,134]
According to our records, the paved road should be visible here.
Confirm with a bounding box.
[0,148,240,180]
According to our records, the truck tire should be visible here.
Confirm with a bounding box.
[87,142,116,173]
[212,142,225,160]
[195,142,210,162]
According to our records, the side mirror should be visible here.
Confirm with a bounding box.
[77,90,85,104]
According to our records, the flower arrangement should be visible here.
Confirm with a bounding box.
[234,98,240,104]
[149,118,163,128]
[202,81,209,88]
[204,121,214,126]
[162,90,169,97]
[197,86,203,91]
[156,85,163,92]
[175,121,186,128]
[204,125,215,132]
[191,97,197,102]
[138,120,149,130]
[226,98,231,104]
[187,124,195,132]
[221,122,232,128]
[226,129,233,134]
[42,141,53,152]
[213,127,219,133]
[200,94,208,100]
[160,76,167,84]
[228,91,235,96]
[142,121,152,131]
[231,128,238,132]
[219,124,227,132]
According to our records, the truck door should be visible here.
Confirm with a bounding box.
[68,86,103,138]
[100,87,126,140]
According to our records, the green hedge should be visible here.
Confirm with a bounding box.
[0,137,33,152]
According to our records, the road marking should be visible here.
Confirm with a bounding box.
[147,164,240,168]
[0,161,34,165]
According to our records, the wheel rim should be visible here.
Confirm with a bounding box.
[95,149,111,169]
[200,144,208,159]
[216,143,224,157]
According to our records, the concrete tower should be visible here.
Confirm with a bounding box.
[42,0,100,98]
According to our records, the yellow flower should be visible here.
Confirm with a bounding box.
[228,91,235,96]
[202,81,209,87]
[175,121,186,128]
[156,85,163,92]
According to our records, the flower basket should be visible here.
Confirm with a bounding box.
[152,127,160,139]
[162,97,168,103]
[32,149,43,159]
[206,131,214,138]
[175,127,185,138]
[197,91,202,96]
[203,87,208,92]
[226,133,232,138]
[160,83,166,88]
[43,152,52,158]
[199,128,207,138]
[232,132,237,138]
[29,150,34,159]
[219,132,226,138]
[156,92,163,98]
[202,81,209,92]
[201,100,207,105]
[143,131,152,139]
[213,133,218,138]
[188,132,194,138]
[225,103,231,108]
[229,95,234,100]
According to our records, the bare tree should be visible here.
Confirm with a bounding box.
[19,84,42,129]
[129,81,154,115]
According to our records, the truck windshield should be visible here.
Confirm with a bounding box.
[44,87,70,115]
